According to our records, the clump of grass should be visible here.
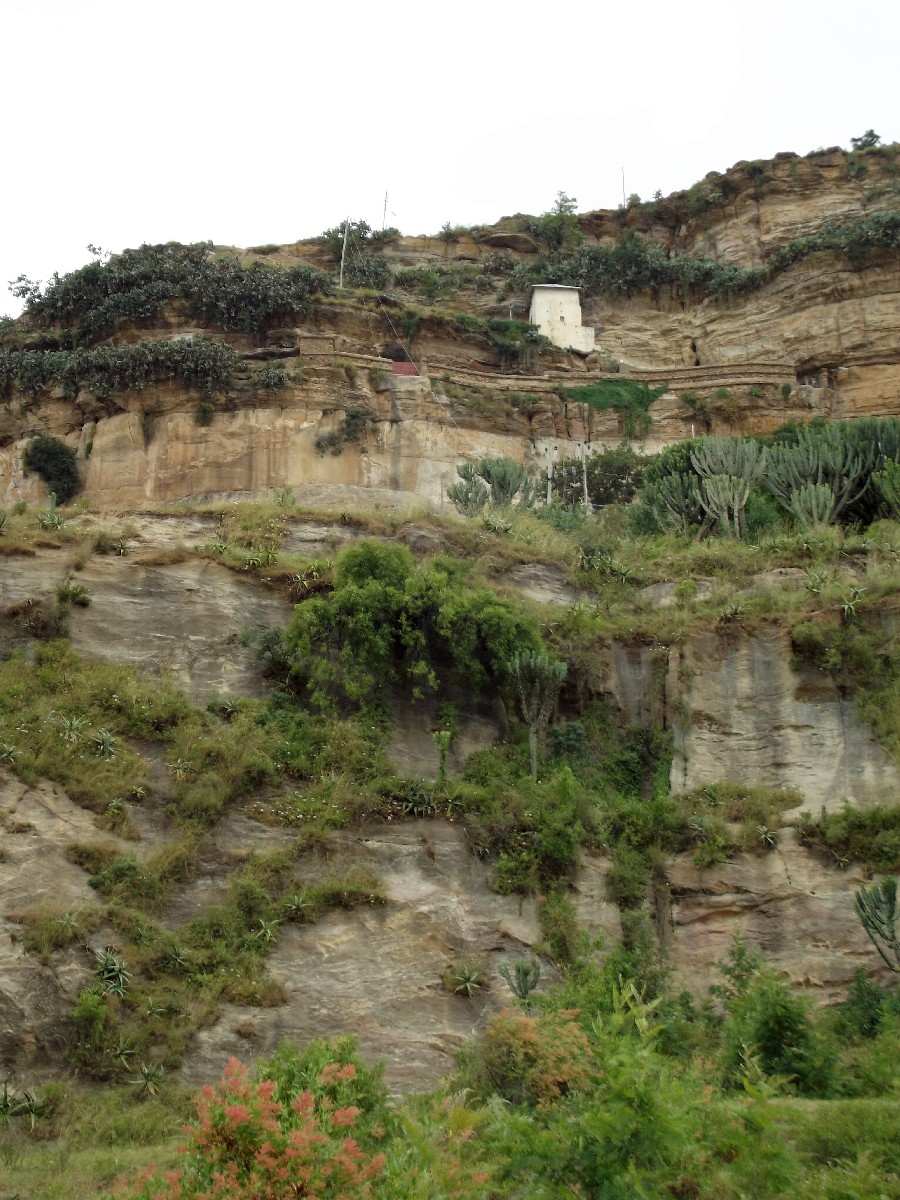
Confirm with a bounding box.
[87,837,198,909]
[797,801,900,871]
[13,903,105,958]
[674,782,802,865]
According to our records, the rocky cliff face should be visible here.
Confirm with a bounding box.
[0,148,898,1092]
[1,518,894,1088]
[0,147,897,509]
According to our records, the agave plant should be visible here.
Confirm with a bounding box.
[252,917,280,944]
[133,1061,165,1097]
[452,966,483,998]
[95,947,132,996]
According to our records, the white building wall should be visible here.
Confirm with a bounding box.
[529,285,595,354]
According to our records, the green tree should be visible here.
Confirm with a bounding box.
[720,972,835,1093]
[855,877,900,972]
[506,651,567,780]
[554,443,647,508]
[285,542,540,708]
[525,192,583,252]
[23,434,81,504]
[851,130,881,150]
[321,218,373,263]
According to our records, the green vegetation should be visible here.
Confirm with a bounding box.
[553,442,648,509]
[3,411,900,1198]
[565,378,669,439]
[635,419,900,535]
[23,434,81,502]
[395,263,473,302]
[280,540,541,708]
[448,455,536,515]
[11,242,333,344]
[0,336,237,401]
[313,406,374,456]
[855,877,900,971]
[509,210,900,303]
[506,651,567,779]
[798,805,900,872]
[518,191,583,251]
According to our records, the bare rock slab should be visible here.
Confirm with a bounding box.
[180,820,545,1094]
[68,559,293,703]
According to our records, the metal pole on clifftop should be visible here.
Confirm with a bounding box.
[339,215,350,290]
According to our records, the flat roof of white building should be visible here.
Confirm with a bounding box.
[531,283,582,291]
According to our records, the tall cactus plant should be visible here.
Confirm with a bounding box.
[690,437,767,538]
[767,424,874,525]
[854,877,900,973]
[506,650,567,780]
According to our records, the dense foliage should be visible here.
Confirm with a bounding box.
[282,541,541,708]
[565,378,669,439]
[11,242,333,344]
[508,210,900,302]
[23,434,81,502]
[553,442,647,508]
[125,1054,387,1199]
[634,418,900,535]
[0,336,237,401]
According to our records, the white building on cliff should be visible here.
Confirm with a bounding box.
[529,284,595,355]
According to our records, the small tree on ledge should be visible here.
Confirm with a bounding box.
[854,877,900,973]
[506,651,567,780]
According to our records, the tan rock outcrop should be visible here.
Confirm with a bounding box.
[669,624,899,808]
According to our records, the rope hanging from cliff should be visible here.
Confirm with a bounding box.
[341,234,458,428]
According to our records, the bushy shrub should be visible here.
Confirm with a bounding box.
[508,211,900,303]
[1,337,237,402]
[12,242,333,344]
[565,379,667,441]
[554,442,647,507]
[257,1036,393,1146]
[465,1009,594,1107]
[797,803,900,871]
[123,1056,386,1199]
[342,254,392,291]
[720,972,835,1093]
[285,542,540,708]
[23,434,80,503]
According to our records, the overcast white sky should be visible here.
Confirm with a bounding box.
[2,0,897,316]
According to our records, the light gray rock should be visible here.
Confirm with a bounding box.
[670,624,899,808]
[667,829,892,1001]
[180,820,548,1094]
[502,562,586,605]
[0,771,130,1080]
[67,559,293,702]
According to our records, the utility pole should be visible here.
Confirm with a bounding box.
[382,192,388,230]
[579,439,591,515]
[621,166,626,208]
[338,214,351,290]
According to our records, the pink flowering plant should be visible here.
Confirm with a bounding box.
[123,1056,386,1199]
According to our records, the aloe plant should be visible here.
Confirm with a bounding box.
[855,877,900,972]
[499,960,541,1004]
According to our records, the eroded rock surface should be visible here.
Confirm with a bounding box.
[1,552,293,703]
[181,820,547,1094]
[0,771,130,1079]
[667,828,892,1001]
[670,625,899,807]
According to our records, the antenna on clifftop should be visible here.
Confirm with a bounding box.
[621,166,626,207]
[338,214,351,290]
